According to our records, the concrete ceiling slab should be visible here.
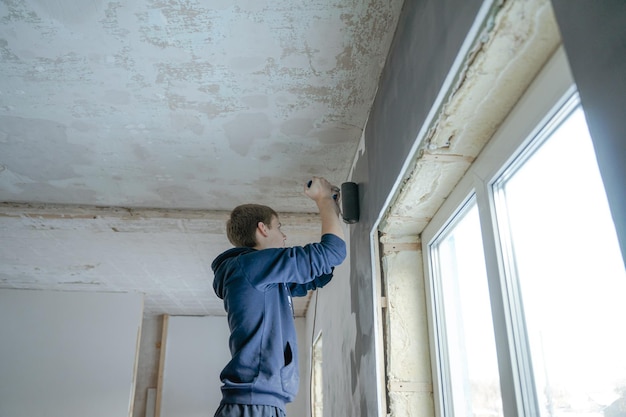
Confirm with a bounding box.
[0,0,404,316]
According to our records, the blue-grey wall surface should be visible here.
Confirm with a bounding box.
[340,0,484,415]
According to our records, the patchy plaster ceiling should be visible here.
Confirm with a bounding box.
[0,0,403,316]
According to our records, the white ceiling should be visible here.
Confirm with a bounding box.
[0,0,403,316]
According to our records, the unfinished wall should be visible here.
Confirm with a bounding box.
[346,0,625,415]
[303,240,353,416]
[376,1,562,414]
[307,0,486,415]
[380,237,433,416]
[305,0,612,415]
[381,0,561,236]
[352,0,486,414]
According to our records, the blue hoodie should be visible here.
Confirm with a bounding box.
[211,233,346,412]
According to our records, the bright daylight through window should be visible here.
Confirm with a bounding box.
[493,103,626,417]
[430,200,503,416]
[426,55,625,417]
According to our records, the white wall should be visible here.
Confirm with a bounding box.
[0,289,144,417]
[159,315,229,417]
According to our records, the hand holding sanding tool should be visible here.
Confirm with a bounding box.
[307,178,359,224]
[306,179,340,201]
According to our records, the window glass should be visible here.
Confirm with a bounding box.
[493,104,626,416]
[431,200,504,417]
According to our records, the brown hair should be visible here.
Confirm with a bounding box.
[226,204,278,247]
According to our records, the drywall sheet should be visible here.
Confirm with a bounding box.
[159,316,230,417]
[0,289,144,417]
[159,315,308,417]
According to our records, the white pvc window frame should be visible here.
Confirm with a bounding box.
[422,47,577,417]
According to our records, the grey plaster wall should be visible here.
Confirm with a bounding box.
[316,1,625,416]
[551,0,626,262]
[361,0,485,212]
[319,0,485,415]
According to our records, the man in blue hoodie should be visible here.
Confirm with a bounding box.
[211,177,347,417]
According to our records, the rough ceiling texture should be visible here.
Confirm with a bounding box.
[0,0,404,316]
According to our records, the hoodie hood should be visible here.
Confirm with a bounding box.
[211,247,254,299]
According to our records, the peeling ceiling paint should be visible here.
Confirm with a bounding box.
[0,0,403,212]
[0,0,403,317]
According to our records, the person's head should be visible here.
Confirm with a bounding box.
[226,204,286,249]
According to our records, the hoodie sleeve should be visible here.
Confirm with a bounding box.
[239,233,346,291]
[288,271,333,297]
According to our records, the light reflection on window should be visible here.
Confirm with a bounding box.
[494,105,626,417]
[431,200,504,417]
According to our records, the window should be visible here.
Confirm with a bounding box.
[493,101,626,417]
[423,49,626,417]
[430,199,503,417]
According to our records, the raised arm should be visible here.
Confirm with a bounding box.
[304,177,345,241]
